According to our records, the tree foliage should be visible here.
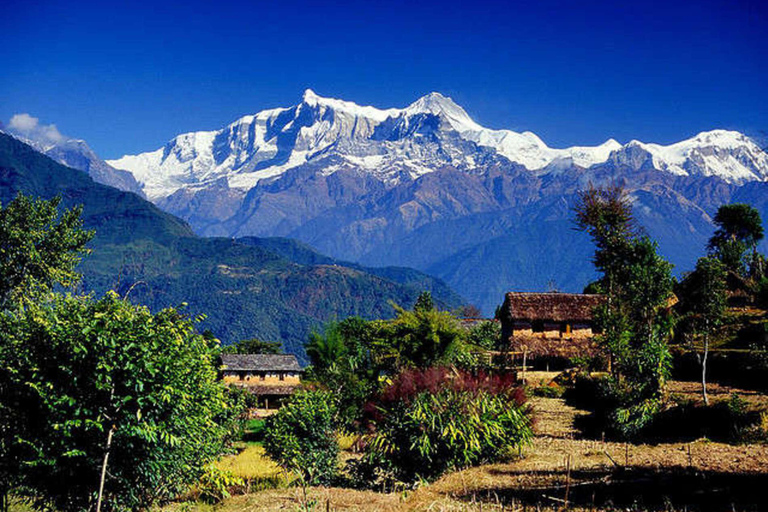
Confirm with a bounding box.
[375,303,466,370]
[303,318,381,429]
[0,194,93,307]
[0,292,239,512]
[708,203,765,277]
[221,338,284,354]
[574,185,675,438]
[263,390,339,485]
[678,257,728,405]
[413,291,435,313]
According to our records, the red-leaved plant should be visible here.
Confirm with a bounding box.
[356,367,533,483]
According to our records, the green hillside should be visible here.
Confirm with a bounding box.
[0,133,464,360]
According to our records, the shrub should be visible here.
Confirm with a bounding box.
[362,368,532,483]
[263,390,339,485]
[567,374,662,439]
[532,382,565,398]
[196,466,244,504]
[0,293,239,512]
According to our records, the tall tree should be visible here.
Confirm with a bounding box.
[678,257,728,405]
[413,291,435,313]
[573,184,636,295]
[0,194,93,509]
[306,324,349,373]
[574,185,675,437]
[0,194,93,308]
[708,203,764,277]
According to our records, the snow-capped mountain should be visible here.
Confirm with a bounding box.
[97,91,768,314]
[3,121,144,196]
[108,90,768,203]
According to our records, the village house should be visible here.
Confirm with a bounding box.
[220,354,302,409]
[498,292,606,358]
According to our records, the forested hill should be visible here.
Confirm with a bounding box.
[0,133,465,360]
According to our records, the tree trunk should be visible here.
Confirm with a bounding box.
[702,322,709,406]
[96,424,116,512]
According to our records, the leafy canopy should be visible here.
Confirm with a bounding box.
[304,317,380,429]
[574,185,675,438]
[263,390,339,485]
[375,301,466,370]
[679,256,728,332]
[0,292,240,512]
[221,338,284,354]
[708,203,765,275]
[0,193,93,307]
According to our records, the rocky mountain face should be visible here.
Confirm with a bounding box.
[106,91,768,313]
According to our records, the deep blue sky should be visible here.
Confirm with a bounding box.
[1,0,766,159]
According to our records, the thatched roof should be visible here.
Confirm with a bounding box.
[220,354,301,372]
[501,292,605,323]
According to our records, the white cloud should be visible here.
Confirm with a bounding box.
[7,113,64,144]
[9,113,39,132]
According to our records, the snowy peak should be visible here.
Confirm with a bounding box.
[611,130,768,182]
[106,90,768,203]
[404,92,482,132]
[298,89,399,123]
[302,88,320,103]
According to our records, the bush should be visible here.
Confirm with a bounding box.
[0,293,239,512]
[567,374,662,439]
[196,466,244,504]
[263,390,339,485]
[362,368,532,483]
[644,392,761,442]
[243,418,266,443]
[532,382,565,398]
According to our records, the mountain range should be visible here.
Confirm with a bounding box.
[0,132,463,360]
[94,90,768,313]
[9,91,768,314]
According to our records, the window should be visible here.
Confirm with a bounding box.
[531,320,545,333]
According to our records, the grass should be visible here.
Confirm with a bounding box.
[213,443,294,493]
[215,443,282,480]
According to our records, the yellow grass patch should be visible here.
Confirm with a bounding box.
[215,444,282,480]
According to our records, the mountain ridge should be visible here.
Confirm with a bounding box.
[0,132,465,360]
[17,91,768,315]
[107,90,768,199]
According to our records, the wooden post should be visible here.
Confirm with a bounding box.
[522,348,528,384]
[564,454,571,509]
[687,443,693,468]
